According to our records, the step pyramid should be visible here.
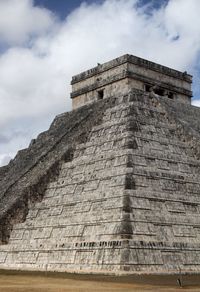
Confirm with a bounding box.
[0,55,200,274]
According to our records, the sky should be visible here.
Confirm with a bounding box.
[0,0,200,166]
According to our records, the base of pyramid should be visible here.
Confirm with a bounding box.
[1,91,200,275]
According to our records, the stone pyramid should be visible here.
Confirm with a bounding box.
[0,54,200,274]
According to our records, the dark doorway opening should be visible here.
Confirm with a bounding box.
[168,92,174,99]
[154,88,165,96]
[145,83,175,100]
[144,84,151,92]
[97,89,104,100]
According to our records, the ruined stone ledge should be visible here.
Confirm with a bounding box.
[71,70,192,99]
[71,54,192,84]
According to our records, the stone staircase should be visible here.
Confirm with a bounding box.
[0,91,200,274]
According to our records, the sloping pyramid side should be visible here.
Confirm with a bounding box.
[0,91,200,274]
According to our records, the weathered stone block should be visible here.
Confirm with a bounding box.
[0,55,200,275]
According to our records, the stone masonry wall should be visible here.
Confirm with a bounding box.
[0,97,117,244]
[71,54,192,109]
[0,90,200,274]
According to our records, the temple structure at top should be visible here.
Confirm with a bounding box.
[71,54,192,109]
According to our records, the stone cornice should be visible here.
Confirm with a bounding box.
[71,54,192,85]
[70,70,192,99]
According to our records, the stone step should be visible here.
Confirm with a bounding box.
[126,189,200,205]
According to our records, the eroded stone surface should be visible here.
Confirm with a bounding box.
[0,55,200,274]
[0,90,200,274]
[71,54,192,109]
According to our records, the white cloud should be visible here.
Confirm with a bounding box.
[0,0,55,45]
[0,0,200,166]
[192,99,200,107]
[0,154,13,166]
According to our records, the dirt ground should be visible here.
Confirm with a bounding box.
[0,272,200,292]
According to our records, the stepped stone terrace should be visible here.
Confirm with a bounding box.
[0,54,200,275]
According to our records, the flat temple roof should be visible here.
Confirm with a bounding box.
[71,54,192,85]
